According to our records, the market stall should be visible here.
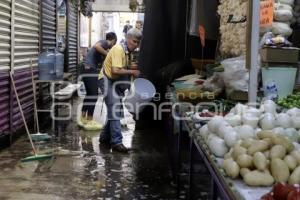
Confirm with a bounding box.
[164,0,300,199]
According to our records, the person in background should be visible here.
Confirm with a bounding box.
[135,20,143,31]
[123,20,133,37]
[98,28,142,153]
[78,32,117,131]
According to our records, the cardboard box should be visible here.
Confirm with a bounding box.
[260,47,299,64]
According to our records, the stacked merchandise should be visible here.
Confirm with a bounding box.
[269,0,295,37]
[218,0,297,57]
[218,0,247,57]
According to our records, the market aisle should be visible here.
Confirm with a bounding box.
[0,98,180,200]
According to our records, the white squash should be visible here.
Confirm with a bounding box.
[242,113,259,128]
[276,113,292,128]
[207,116,224,133]
[245,107,262,117]
[217,123,231,139]
[238,125,255,139]
[272,127,286,136]
[233,103,248,116]
[262,100,277,114]
[208,136,228,157]
[287,108,300,116]
[285,128,299,142]
[199,125,209,140]
[224,113,242,126]
[224,128,239,147]
[291,115,300,129]
[260,113,276,130]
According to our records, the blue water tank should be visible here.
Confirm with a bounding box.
[55,49,64,80]
[38,49,56,80]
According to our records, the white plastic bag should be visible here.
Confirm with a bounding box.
[274,10,293,21]
[272,22,293,36]
[278,0,295,5]
[275,3,293,12]
[221,56,249,92]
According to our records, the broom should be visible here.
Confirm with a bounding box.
[10,72,52,162]
[29,60,52,142]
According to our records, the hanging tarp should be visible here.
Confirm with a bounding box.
[138,0,188,85]
[189,0,219,40]
[41,0,57,50]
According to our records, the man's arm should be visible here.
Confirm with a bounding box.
[111,67,140,77]
[94,43,108,56]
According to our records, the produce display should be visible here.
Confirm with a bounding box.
[277,93,300,108]
[261,183,300,200]
[195,100,300,187]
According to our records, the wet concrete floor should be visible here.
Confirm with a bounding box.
[0,97,210,200]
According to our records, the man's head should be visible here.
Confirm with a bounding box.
[135,20,143,30]
[106,32,117,47]
[126,20,130,25]
[126,28,142,52]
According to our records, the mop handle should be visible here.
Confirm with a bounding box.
[30,59,40,133]
[10,72,37,155]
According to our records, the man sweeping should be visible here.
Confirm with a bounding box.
[98,28,142,153]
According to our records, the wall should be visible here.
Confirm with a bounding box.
[92,0,132,12]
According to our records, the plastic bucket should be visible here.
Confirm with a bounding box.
[125,78,156,114]
[262,67,297,98]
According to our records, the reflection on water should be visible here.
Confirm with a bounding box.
[0,98,177,199]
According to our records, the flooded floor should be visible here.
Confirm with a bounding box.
[0,97,211,200]
[0,98,180,200]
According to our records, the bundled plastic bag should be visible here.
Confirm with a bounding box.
[203,73,224,92]
[274,9,293,21]
[278,0,295,5]
[221,56,249,92]
[272,22,293,36]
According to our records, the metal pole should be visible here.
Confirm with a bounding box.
[247,0,260,104]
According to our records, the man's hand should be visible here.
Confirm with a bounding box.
[130,63,138,70]
[131,69,140,78]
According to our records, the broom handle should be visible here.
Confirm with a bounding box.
[10,72,37,155]
[30,60,40,133]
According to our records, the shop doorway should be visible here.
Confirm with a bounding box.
[80,12,144,49]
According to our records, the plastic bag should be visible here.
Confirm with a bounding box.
[275,3,293,12]
[260,32,274,47]
[272,22,293,36]
[274,9,293,21]
[203,73,224,92]
[278,0,295,5]
[221,56,249,92]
